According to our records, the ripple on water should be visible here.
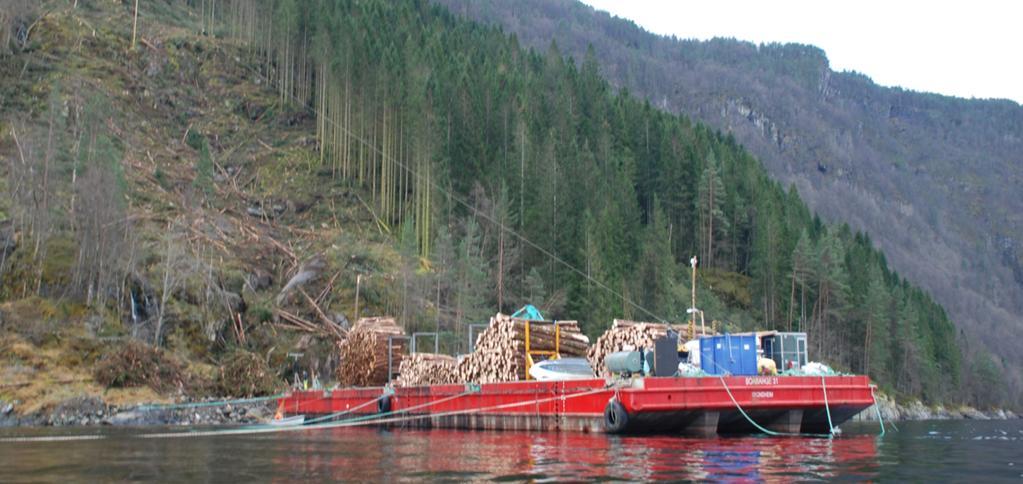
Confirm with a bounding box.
[0,420,1020,481]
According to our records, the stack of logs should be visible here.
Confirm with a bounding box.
[336,317,406,387]
[455,313,591,384]
[586,319,691,377]
[395,353,459,387]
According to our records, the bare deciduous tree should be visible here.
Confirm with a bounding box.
[5,116,60,295]
[197,246,242,344]
[72,131,129,307]
[154,221,193,346]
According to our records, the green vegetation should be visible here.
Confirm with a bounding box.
[217,0,972,405]
[0,0,1005,412]
[435,0,1022,409]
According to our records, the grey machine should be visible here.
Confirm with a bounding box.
[604,331,680,377]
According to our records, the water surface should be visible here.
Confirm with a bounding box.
[1,420,1020,482]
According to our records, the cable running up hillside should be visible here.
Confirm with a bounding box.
[239,61,668,324]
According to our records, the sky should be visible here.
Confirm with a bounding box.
[579,0,1023,104]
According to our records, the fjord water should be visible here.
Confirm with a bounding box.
[1,420,1020,482]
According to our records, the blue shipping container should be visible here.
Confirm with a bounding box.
[699,334,758,376]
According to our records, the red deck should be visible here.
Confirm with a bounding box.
[280,375,875,435]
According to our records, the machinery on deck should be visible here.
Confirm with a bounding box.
[283,307,874,435]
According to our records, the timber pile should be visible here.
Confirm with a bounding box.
[587,319,690,377]
[396,353,459,387]
[336,317,406,387]
[456,313,591,384]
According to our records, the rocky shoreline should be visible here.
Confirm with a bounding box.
[852,393,1019,422]
[2,393,1018,429]
[0,396,275,428]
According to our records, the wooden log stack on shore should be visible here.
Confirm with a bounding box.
[586,319,691,377]
[456,313,592,384]
[336,317,406,387]
[396,353,458,387]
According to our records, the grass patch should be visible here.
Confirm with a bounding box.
[0,296,61,346]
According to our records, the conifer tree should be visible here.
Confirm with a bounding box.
[863,264,891,377]
[698,149,728,267]
[204,0,973,404]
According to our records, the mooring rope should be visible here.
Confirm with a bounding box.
[870,386,886,437]
[3,379,886,443]
[134,385,612,439]
[134,393,287,411]
[350,385,612,428]
[0,434,107,443]
[303,389,477,427]
[277,389,370,416]
[0,392,315,444]
[137,388,482,439]
[301,394,386,425]
[821,375,835,435]
[0,389,469,443]
[718,375,835,438]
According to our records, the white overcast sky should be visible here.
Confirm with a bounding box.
[579,0,1023,104]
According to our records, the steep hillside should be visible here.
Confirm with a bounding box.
[434,0,1023,405]
[0,0,1006,415]
[0,1,405,412]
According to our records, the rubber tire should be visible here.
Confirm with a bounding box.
[603,399,629,434]
[378,395,392,414]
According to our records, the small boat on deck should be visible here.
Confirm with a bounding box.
[527,357,596,381]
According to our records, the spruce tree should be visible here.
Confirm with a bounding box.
[698,149,728,267]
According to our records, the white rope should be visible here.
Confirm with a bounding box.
[137,389,477,439]
[347,386,611,428]
[301,394,384,425]
[138,386,610,440]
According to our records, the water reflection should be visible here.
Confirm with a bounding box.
[6,420,1022,482]
[263,427,879,482]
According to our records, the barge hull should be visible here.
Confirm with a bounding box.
[281,375,875,435]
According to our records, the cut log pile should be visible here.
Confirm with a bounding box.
[395,353,459,387]
[456,313,592,384]
[336,317,406,387]
[586,319,690,377]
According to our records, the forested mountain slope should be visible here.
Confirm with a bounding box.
[0,0,1006,410]
[0,0,397,408]
[435,0,1023,406]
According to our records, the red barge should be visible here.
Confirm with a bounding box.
[279,374,875,435]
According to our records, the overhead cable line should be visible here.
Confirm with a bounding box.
[235,41,667,323]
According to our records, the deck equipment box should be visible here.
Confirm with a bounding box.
[699,334,757,376]
[761,332,808,371]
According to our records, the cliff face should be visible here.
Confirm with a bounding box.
[433,0,1023,396]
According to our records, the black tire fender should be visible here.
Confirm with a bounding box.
[378,394,392,414]
[604,399,629,434]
